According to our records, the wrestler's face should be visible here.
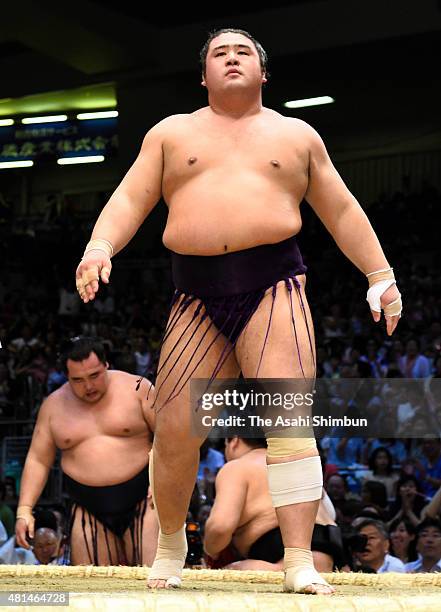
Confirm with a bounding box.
[202,32,266,92]
[67,352,109,403]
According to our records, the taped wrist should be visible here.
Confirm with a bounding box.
[267,455,323,507]
[16,505,34,526]
[366,267,402,315]
[83,238,114,259]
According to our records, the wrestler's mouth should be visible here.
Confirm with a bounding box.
[226,69,241,76]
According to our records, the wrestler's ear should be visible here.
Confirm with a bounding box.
[262,72,267,84]
[201,73,206,87]
[105,361,109,369]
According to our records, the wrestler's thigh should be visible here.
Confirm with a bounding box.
[154,296,240,439]
[235,277,316,379]
[69,507,120,566]
[122,500,158,566]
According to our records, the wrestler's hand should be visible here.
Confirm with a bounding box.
[371,283,401,336]
[15,508,35,549]
[75,249,112,303]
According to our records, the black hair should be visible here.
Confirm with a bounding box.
[200,28,268,77]
[60,336,107,373]
[368,446,394,475]
[362,480,388,509]
[416,517,441,537]
[226,436,267,449]
[33,509,58,532]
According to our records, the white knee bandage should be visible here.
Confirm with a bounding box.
[267,456,323,507]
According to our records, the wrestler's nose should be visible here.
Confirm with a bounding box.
[226,53,239,65]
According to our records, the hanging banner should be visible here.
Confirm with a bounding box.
[0,118,118,163]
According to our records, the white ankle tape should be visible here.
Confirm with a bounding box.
[284,547,330,592]
[148,526,188,585]
[267,456,323,507]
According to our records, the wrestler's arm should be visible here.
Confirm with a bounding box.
[137,376,156,436]
[203,461,247,558]
[301,122,400,335]
[15,397,57,547]
[90,120,166,255]
[77,116,177,302]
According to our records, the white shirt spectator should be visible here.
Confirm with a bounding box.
[398,355,431,379]
[134,350,151,377]
[378,553,406,573]
[0,535,37,564]
[404,554,441,573]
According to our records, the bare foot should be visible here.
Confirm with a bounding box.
[300,583,336,595]
[147,576,181,589]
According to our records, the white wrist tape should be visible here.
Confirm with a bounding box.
[83,238,114,259]
[267,455,323,507]
[366,279,396,312]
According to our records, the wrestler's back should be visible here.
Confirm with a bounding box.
[230,449,279,556]
[162,108,309,255]
[50,371,153,486]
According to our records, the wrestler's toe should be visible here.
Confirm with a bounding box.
[147,576,182,589]
[301,583,335,595]
[147,579,167,589]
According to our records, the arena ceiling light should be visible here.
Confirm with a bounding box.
[0,160,34,169]
[0,119,14,126]
[283,96,334,109]
[21,115,68,124]
[77,111,118,120]
[57,155,105,165]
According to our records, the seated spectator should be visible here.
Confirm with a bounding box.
[0,363,13,417]
[388,475,428,528]
[398,338,432,378]
[134,335,151,377]
[33,527,68,565]
[0,519,7,547]
[413,438,441,499]
[113,342,137,374]
[3,476,18,504]
[389,518,418,564]
[359,339,386,378]
[354,519,405,573]
[0,483,15,537]
[362,446,399,502]
[46,358,68,393]
[404,518,441,573]
[7,324,39,354]
[321,436,364,468]
[363,438,407,465]
[325,474,362,527]
[360,481,388,518]
[198,440,225,480]
[0,533,36,564]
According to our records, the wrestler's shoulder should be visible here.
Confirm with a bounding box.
[39,383,69,414]
[109,369,154,389]
[147,112,196,135]
[279,114,321,137]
